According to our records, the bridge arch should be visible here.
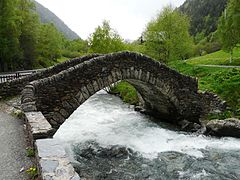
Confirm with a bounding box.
[22,51,204,132]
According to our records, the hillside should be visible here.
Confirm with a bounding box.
[187,48,240,66]
[33,0,80,40]
[178,0,228,36]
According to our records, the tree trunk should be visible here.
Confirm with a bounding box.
[230,49,233,64]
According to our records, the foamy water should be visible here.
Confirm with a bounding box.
[54,90,240,159]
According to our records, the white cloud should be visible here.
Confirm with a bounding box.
[36,0,185,40]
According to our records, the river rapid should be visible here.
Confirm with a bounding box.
[54,90,240,180]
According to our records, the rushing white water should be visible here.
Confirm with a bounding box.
[54,90,240,159]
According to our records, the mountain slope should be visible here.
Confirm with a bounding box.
[178,0,228,36]
[34,0,80,40]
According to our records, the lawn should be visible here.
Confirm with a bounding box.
[187,47,240,66]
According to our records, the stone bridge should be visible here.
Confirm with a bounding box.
[1,51,225,136]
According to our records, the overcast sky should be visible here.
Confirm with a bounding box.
[36,0,185,40]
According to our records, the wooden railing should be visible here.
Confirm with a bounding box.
[0,69,40,83]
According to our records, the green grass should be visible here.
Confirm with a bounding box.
[110,81,139,105]
[26,147,35,157]
[169,61,240,118]
[187,48,240,66]
[57,56,69,63]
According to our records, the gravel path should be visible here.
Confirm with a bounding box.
[0,108,32,179]
[197,64,240,68]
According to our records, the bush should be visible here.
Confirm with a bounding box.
[61,50,81,58]
[110,81,139,105]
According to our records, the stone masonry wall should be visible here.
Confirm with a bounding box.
[21,51,204,133]
[0,54,100,98]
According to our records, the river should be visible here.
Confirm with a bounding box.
[54,90,240,179]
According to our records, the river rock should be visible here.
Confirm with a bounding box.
[178,120,202,132]
[205,118,240,138]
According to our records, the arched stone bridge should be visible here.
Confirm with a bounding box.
[17,51,225,135]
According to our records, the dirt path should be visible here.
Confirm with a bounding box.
[197,64,240,68]
[0,99,33,180]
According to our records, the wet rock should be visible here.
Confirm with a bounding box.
[205,118,240,138]
[72,141,240,180]
[134,106,143,112]
[178,120,202,132]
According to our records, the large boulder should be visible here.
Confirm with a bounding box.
[205,118,240,138]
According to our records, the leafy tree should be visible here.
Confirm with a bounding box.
[88,20,125,53]
[37,23,65,64]
[143,6,193,62]
[18,0,40,69]
[65,39,88,53]
[0,0,22,71]
[217,0,240,63]
[61,39,89,58]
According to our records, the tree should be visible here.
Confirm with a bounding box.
[143,6,193,62]
[65,39,88,53]
[217,0,240,63]
[18,0,40,69]
[37,23,65,64]
[88,20,125,53]
[0,0,22,71]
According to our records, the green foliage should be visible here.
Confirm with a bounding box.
[124,40,146,54]
[207,110,233,120]
[143,6,193,62]
[192,32,222,57]
[26,147,35,157]
[88,20,126,54]
[18,0,40,69]
[217,0,240,62]
[110,81,139,105]
[0,0,22,71]
[26,166,38,179]
[62,39,88,58]
[188,48,240,65]
[64,39,88,53]
[178,0,227,36]
[11,109,24,119]
[169,61,240,117]
[0,0,85,71]
[37,23,64,63]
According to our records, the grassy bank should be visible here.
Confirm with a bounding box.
[187,48,240,66]
[169,61,240,118]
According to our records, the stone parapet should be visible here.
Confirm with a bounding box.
[25,112,54,139]
[0,54,100,98]
[36,139,80,180]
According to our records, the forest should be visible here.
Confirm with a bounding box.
[0,0,87,72]
[0,0,240,117]
[0,0,239,71]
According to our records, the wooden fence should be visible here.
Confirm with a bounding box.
[0,70,39,83]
